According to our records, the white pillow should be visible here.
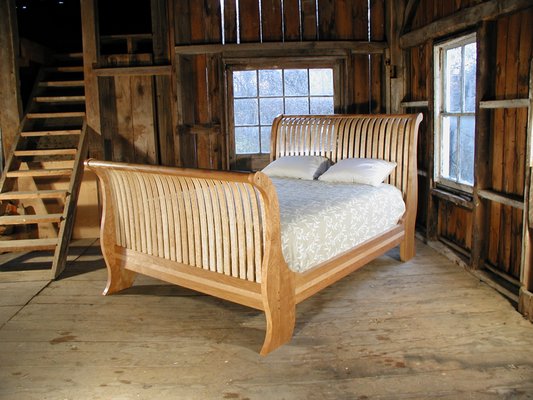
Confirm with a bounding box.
[318,158,396,186]
[262,156,330,180]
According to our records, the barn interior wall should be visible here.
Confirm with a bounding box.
[403,2,533,301]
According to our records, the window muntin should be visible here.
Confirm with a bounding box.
[232,68,334,155]
[435,34,477,191]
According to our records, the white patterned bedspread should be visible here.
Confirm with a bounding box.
[271,178,406,273]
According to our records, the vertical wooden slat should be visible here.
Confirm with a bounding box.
[224,0,238,44]
[301,0,318,40]
[132,76,158,164]
[283,0,300,41]
[240,0,261,42]
[114,77,134,162]
[471,21,496,269]
[261,0,283,42]
[317,0,335,40]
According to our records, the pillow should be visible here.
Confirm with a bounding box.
[262,156,330,180]
[318,158,396,186]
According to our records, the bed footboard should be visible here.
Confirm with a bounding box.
[85,160,295,355]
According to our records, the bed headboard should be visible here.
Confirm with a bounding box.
[270,113,423,200]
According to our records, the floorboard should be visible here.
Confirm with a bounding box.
[0,240,532,400]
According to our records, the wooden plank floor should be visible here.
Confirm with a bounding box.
[0,240,532,399]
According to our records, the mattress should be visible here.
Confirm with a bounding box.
[271,178,406,273]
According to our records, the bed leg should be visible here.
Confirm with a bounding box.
[103,263,137,295]
[400,225,416,261]
[101,247,137,295]
[260,269,296,356]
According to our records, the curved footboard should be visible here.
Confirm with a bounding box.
[85,159,295,355]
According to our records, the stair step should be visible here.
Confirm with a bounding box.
[14,149,78,157]
[43,66,84,73]
[39,80,85,87]
[21,129,82,137]
[34,95,86,103]
[26,112,86,119]
[0,190,68,200]
[0,238,59,252]
[6,168,72,178]
[0,214,63,225]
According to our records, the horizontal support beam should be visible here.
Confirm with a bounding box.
[479,99,530,109]
[175,41,388,56]
[93,65,171,77]
[400,0,533,48]
[477,189,524,210]
[401,100,429,108]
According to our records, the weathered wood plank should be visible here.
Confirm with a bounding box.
[0,0,22,159]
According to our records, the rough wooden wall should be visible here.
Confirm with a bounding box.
[173,0,386,170]
[406,3,533,281]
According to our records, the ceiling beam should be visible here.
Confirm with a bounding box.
[400,0,533,48]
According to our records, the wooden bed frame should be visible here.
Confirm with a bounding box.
[85,113,423,355]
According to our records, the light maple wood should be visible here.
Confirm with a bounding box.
[86,113,422,355]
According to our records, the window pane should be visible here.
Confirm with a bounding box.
[234,98,258,125]
[310,97,334,114]
[233,70,257,98]
[285,97,309,114]
[458,116,475,185]
[259,69,282,97]
[261,127,271,153]
[441,116,458,181]
[309,69,333,95]
[284,69,308,96]
[235,127,259,154]
[464,43,477,113]
[260,97,283,125]
[445,47,462,113]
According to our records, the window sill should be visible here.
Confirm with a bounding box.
[431,187,474,210]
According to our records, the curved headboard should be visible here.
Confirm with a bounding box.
[270,113,423,201]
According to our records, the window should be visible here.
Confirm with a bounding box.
[434,34,477,192]
[231,67,335,155]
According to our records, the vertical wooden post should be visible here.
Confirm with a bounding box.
[80,0,102,158]
[471,21,496,270]
[151,0,177,166]
[518,58,533,321]
[0,0,22,162]
[385,0,406,114]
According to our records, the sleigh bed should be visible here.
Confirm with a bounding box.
[85,113,423,355]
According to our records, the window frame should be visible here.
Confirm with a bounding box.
[225,57,345,170]
[433,32,477,194]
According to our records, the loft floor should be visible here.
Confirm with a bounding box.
[0,240,532,399]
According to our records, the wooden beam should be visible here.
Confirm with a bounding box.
[476,189,524,210]
[523,58,533,296]
[175,41,388,55]
[93,65,172,77]
[471,21,497,270]
[401,0,420,34]
[400,0,533,48]
[479,99,529,109]
[400,100,429,108]
[80,0,101,142]
[385,0,407,114]
[0,0,22,162]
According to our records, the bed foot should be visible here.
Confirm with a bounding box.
[399,239,415,261]
[260,270,295,356]
[103,265,137,295]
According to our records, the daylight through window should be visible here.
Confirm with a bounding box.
[232,68,334,154]
[434,34,477,191]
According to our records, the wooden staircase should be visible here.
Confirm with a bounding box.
[0,53,88,278]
